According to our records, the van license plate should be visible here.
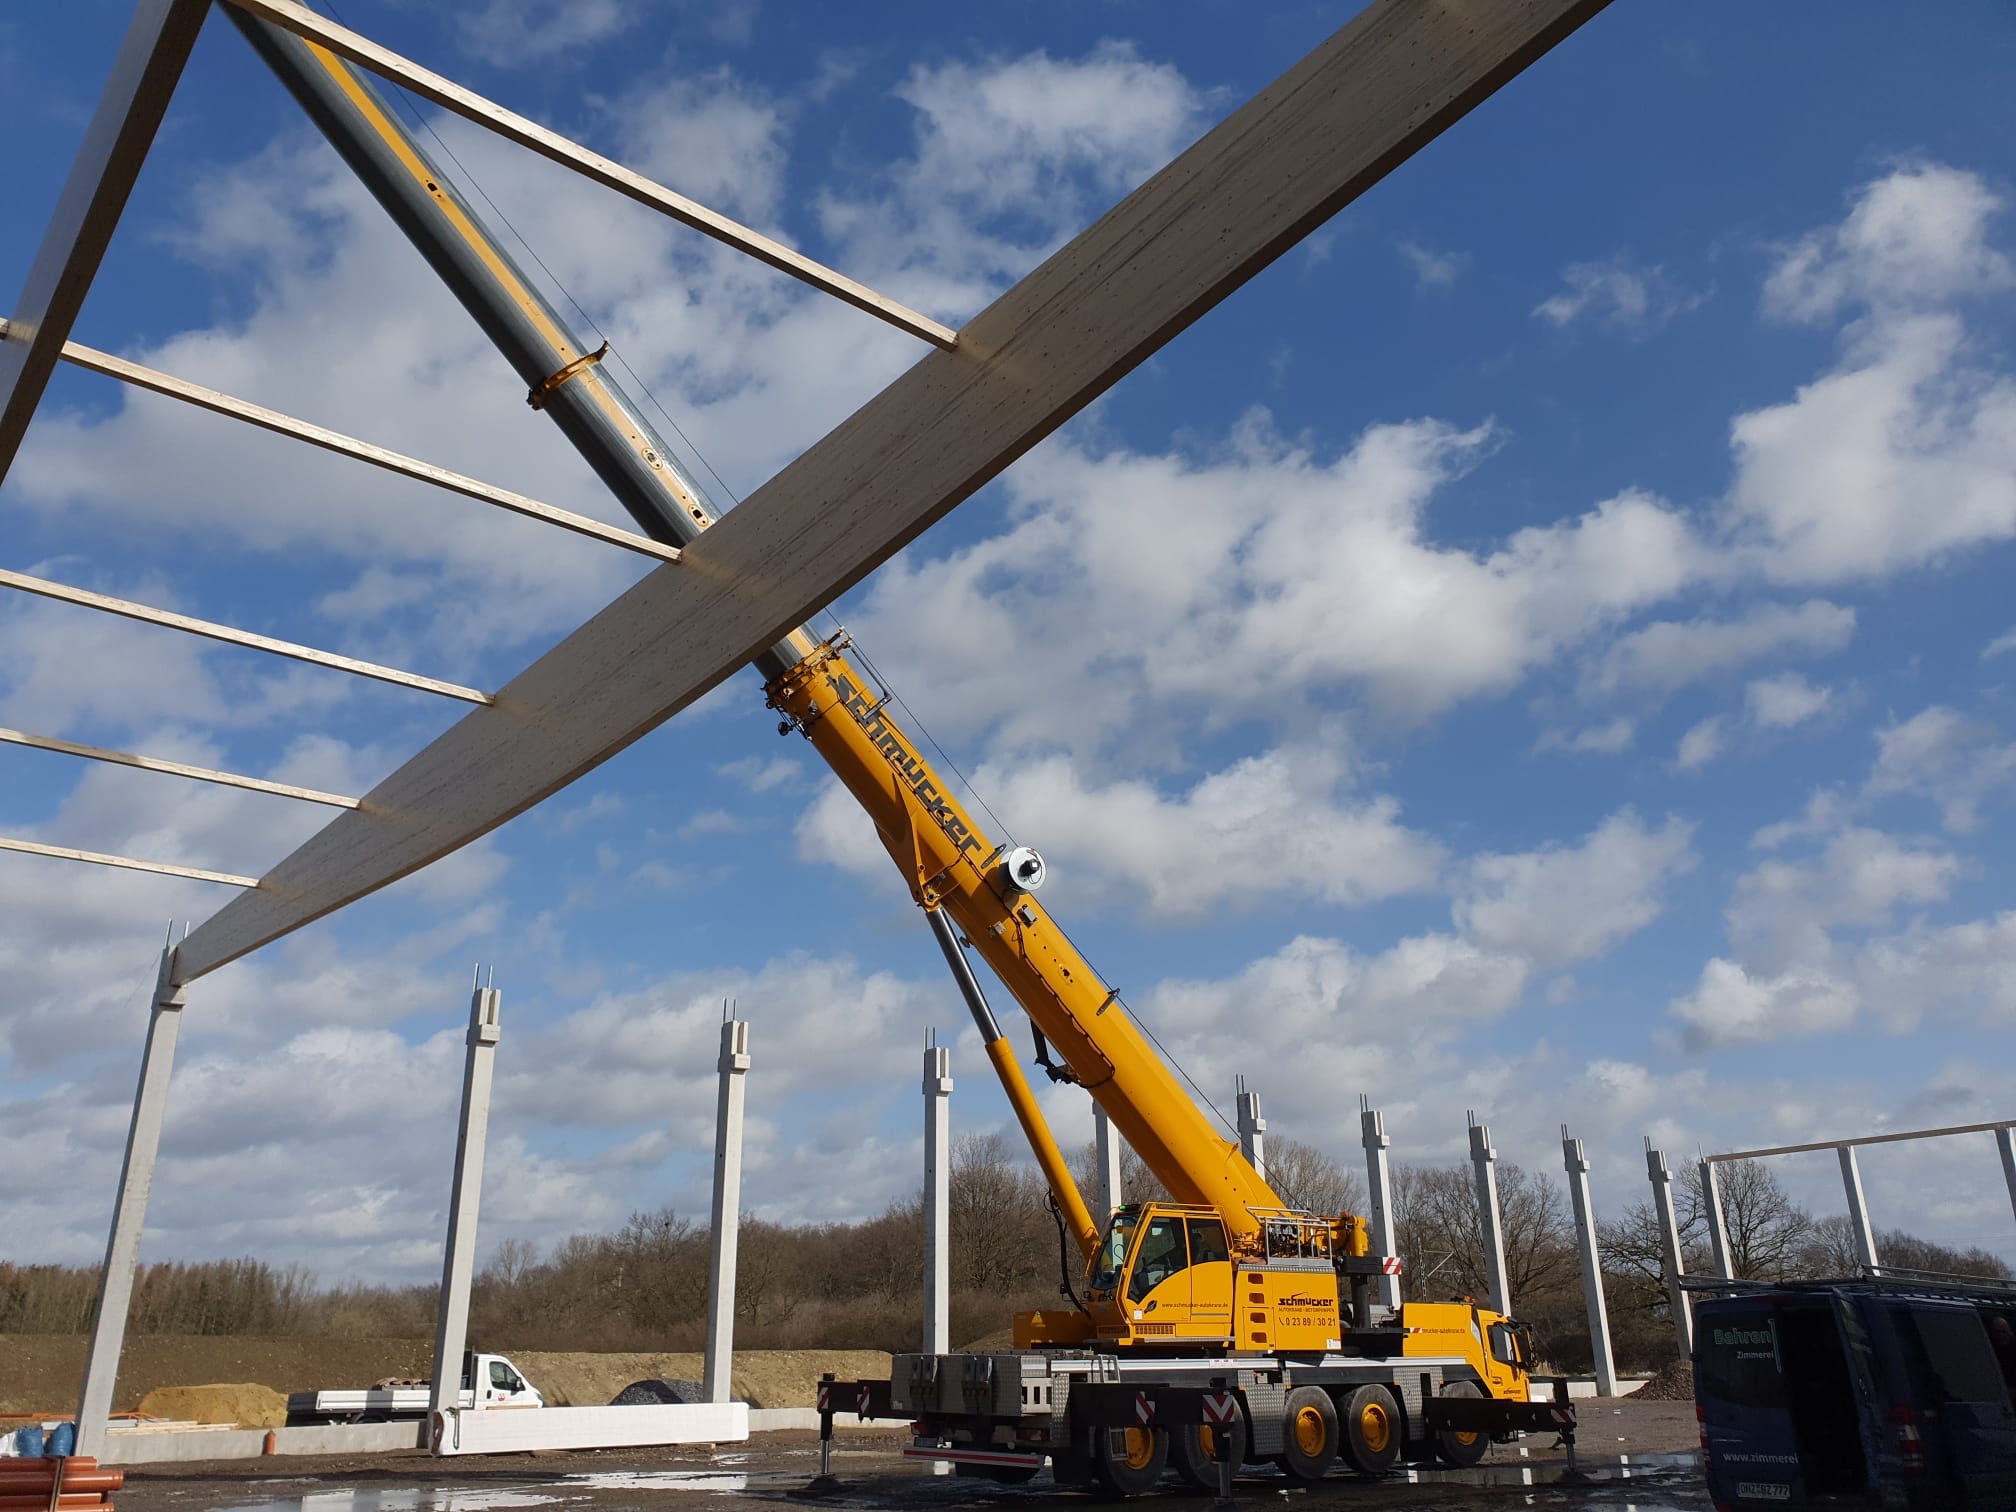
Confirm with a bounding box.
[1736,1484,1791,1502]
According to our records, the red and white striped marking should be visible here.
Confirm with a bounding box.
[1380,1256,1403,1275]
[1202,1391,1240,1425]
[1134,1390,1155,1425]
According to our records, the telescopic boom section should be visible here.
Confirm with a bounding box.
[238,14,1284,1250]
[767,642,1284,1245]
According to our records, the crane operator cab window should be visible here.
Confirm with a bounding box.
[1128,1216,1187,1303]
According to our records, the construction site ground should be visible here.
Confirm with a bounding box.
[108,1401,1709,1511]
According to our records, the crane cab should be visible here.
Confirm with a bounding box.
[1018,1202,1347,1353]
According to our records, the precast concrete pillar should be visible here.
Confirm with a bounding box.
[1360,1098,1400,1311]
[703,1017,751,1403]
[1838,1145,1880,1275]
[1646,1144,1692,1358]
[1700,1160,1734,1279]
[922,1040,952,1355]
[1093,1103,1124,1218]
[76,943,187,1459]
[430,974,501,1425]
[1236,1077,1266,1183]
[1468,1115,1511,1318]
[1561,1128,1619,1397]
[1997,1127,2016,1230]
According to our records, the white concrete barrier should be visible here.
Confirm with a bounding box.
[101,1421,426,1464]
[432,1403,749,1455]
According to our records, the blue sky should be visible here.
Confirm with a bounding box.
[3,0,2015,1283]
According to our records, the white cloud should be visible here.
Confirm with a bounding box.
[1397,240,1468,290]
[456,0,637,67]
[1730,826,1961,973]
[1866,706,2016,833]
[717,755,802,793]
[1669,958,1858,1049]
[1538,717,1635,755]
[1746,671,1831,729]
[1533,254,1708,334]
[1983,627,2016,659]
[1675,716,1727,771]
[1453,811,1695,970]
[1728,165,2016,585]
[1762,162,2016,324]
[1583,599,1854,700]
[799,736,1445,921]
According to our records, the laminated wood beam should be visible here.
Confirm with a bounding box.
[0,0,210,485]
[174,0,1614,983]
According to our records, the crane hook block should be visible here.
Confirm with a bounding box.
[1003,846,1046,893]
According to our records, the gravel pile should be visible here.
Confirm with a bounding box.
[1629,1358,1695,1401]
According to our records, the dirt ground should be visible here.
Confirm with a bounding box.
[107,1404,1710,1511]
[0,1338,886,1417]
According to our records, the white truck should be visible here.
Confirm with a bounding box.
[285,1351,542,1425]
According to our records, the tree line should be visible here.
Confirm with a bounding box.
[5,1136,2005,1372]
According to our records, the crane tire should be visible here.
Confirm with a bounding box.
[1277,1386,1339,1483]
[1090,1424,1168,1496]
[1433,1380,1489,1467]
[1168,1413,1248,1489]
[1340,1384,1403,1474]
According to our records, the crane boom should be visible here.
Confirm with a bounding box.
[233,15,1284,1246]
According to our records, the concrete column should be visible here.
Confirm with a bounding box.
[1997,1128,2016,1229]
[76,944,187,1459]
[1838,1145,1880,1275]
[1092,1103,1124,1218]
[1360,1098,1400,1311]
[1646,1144,1692,1359]
[1700,1160,1734,1279]
[922,1039,952,1355]
[703,1017,750,1404]
[1468,1116,1511,1318]
[1236,1077,1267,1183]
[1561,1128,1618,1397]
[430,975,501,1424]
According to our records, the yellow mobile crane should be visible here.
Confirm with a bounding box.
[229,13,1555,1494]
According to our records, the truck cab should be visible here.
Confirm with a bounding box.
[464,1352,542,1410]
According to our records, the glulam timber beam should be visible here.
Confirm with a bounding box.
[0,324,682,564]
[0,0,210,486]
[0,836,257,889]
[0,726,359,808]
[0,567,491,704]
[218,0,959,350]
[174,0,1615,983]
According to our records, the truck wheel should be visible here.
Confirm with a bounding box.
[1433,1381,1489,1467]
[1090,1425,1168,1496]
[1277,1387,1338,1483]
[1340,1384,1402,1474]
[1168,1415,1248,1490]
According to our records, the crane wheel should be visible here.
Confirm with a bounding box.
[1433,1380,1489,1467]
[1277,1386,1339,1483]
[1089,1425,1168,1496]
[1168,1413,1247,1490]
[1340,1384,1403,1474]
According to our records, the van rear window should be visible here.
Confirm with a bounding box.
[1901,1305,2005,1405]
[1698,1310,1785,1409]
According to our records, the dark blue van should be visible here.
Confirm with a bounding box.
[1693,1278,2016,1509]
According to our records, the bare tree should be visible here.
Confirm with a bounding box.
[1394,1163,1574,1304]
[1683,1161,1811,1280]
[1261,1137,1365,1217]
[1797,1218,2013,1280]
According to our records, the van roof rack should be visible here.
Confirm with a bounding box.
[1681,1269,2016,1300]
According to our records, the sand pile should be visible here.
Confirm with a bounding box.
[1630,1358,1695,1401]
[513,1350,892,1409]
[134,1383,288,1428]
